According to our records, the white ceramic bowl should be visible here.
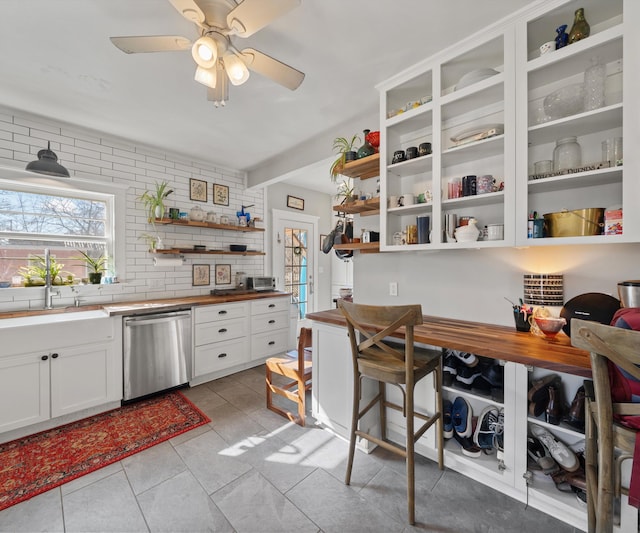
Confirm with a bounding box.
[455,68,500,91]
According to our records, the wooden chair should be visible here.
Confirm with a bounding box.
[571,318,640,533]
[338,300,444,525]
[265,327,312,426]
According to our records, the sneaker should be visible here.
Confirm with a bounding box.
[492,408,505,461]
[454,430,482,458]
[452,396,472,438]
[530,424,579,472]
[450,349,478,367]
[527,435,559,474]
[442,352,458,387]
[443,399,453,439]
[474,405,499,450]
[456,365,483,386]
[481,363,504,387]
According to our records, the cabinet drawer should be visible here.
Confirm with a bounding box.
[251,297,290,316]
[195,318,248,346]
[195,302,248,324]
[194,338,249,376]
[251,311,289,334]
[251,329,290,360]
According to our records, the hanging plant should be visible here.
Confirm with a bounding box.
[138,180,174,222]
[330,134,361,182]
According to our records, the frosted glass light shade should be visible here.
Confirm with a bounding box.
[194,66,217,89]
[191,36,218,69]
[223,52,250,85]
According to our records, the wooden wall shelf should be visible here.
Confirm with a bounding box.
[333,242,380,254]
[333,197,380,216]
[335,153,380,180]
[154,218,264,232]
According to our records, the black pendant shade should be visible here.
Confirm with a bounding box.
[25,142,70,177]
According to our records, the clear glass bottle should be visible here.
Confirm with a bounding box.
[583,56,606,111]
[553,137,582,172]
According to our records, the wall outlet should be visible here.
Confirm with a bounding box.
[389,282,398,296]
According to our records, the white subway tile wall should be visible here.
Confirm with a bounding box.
[0,106,265,311]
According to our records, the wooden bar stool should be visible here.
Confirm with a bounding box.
[571,318,640,533]
[338,300,444,525]
[265,327,312,427]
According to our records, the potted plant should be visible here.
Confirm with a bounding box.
[19,255,68,286]
[76,251,107,284]
[335,179,357,204]
[330,134,361,182]
[138,180,173,222]
[139,233,163,252]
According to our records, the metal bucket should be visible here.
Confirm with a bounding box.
[543,208,604,237]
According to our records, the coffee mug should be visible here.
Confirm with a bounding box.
[388,195,400,208]
[418,142,432,156]
[219,215,229,225]
[399,194,414,206]
[406,146,418,159]
[169,207,180,220]
[392,150,405,164]
[487,224,504,241]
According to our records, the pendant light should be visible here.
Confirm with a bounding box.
[25,142,70,177]
[223,51,250,86]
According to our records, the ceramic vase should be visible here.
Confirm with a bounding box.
[356,129,376,159]
[555,24,569,49]
[569,8,590,44]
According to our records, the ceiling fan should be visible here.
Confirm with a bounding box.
[110,0,305,107]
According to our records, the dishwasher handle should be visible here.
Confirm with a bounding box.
[124,311,191,327]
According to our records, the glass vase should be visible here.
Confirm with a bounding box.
[356,129,376,159]
[583,56,606,111]
[553,137,582,172]
[568,8,590,44]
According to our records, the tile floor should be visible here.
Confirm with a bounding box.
[0,365,579,532]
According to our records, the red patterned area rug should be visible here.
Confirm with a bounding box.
[0,391,210,511]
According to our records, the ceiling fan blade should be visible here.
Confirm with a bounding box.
[110,36,191,54]
[241,48,304,90]
[227,0,301,38]
[168,0,206,26]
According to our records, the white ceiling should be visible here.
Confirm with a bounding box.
[0,0,536,195]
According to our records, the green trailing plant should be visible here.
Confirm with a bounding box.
[139,233,161,251]
[330,134,361,182]
[334,179,356,203]
[19,255,69,286]
[75,251,107,273]
[138,180,173,222]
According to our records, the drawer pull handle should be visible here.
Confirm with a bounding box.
[41,355,48,361]
[218,310,227,315]
[218,353,227,358]
[51,353,59,359]
[268,341,275,345]
[268,319,275,324]
[268,304,276,308]
[219,328,227,333]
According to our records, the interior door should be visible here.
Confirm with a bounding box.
[272,210,318,325]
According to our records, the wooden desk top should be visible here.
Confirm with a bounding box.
[307,308,591,378]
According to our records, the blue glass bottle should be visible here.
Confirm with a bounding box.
[555,24,569,49]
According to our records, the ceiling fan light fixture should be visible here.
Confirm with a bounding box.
[194,65,217,89]
[208,62,229,107]
[191,36,218,69]
[223,52,250,86]
[25,142,70,177]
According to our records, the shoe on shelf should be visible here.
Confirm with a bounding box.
[452,396,473,438]
[442,352,458,387]
[449,349,478,367]
[456,365,483,387]
[575,488,587,506]
[530,424,579,472]
[545,384,563,425]
[443,399,453,439]
[492,407,505,461]
[528,374,561,403]
[474,405,499,450]
[551,471,574,492]
[563,385,586,431]
[527,435,559,474]
[454,431,482,458]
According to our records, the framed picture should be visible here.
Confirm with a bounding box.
[192,264,210,286]
[189,178,208,202]
[213,183,229,206]
[215,264,231,285]
[287,195,304,210]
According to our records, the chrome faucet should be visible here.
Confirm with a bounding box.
[44,248,60,309]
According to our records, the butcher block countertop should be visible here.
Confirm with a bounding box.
[0,291,290,320]
[307,308,591,378]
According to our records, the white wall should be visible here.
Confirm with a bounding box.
[0,105,265,312]
[352,243,640,326]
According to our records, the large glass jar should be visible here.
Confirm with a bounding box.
[553,137,582,172]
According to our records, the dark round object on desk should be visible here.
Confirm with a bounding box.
[560,292,621,337]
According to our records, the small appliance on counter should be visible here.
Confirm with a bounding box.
[618,281,640,308]
[247,276,276,291]
[559,292,621,337]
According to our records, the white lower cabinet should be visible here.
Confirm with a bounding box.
[191,296,291,384]
[0,315,122,434]
[310,320,628,531]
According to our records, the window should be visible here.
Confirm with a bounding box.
[284,227,308,319]
[0,180,116,284]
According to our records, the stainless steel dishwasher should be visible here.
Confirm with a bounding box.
[123,310,192,401]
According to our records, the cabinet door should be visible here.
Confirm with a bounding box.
[50,342,118,418]
[250,329,289,360]
[251,311,289,334]
[251,297,289,315]
[195,317,248,346]
[194,338,249,376]
[0,353,49,432]
[195,302,248,323]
